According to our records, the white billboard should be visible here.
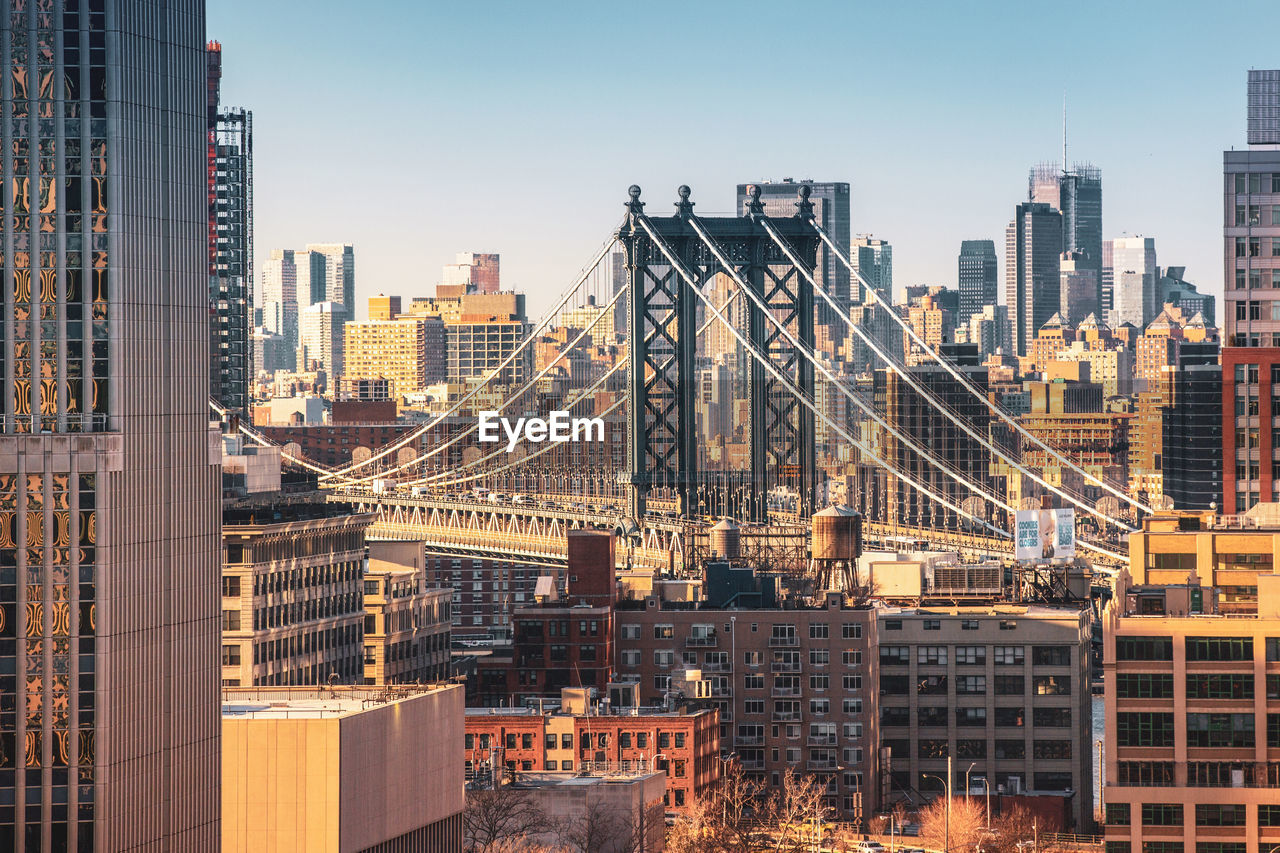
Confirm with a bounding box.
[1015,508,1075,562]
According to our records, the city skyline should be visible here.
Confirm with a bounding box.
[209,0,1273,319]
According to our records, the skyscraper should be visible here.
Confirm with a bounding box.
[956,239,998,325]
[1005,202,1063,355]
[442,252,500,294]
[301,301,348,381]
[0,3,221,850]
[1030,161,1102,288]
[1111,236,1158,329]
[851,235,892,305]
[735,180,850,324]
[1224,70,1280,347]
[206,42,253,412]
[260,249,298,353]
[306,243,355,315]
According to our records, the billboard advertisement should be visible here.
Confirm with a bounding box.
[1015,508,1075,562]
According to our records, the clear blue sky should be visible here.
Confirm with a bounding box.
[210,0,1272,320]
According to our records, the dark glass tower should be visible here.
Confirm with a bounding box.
[957,239,997,326]
[1030,162,1103,316]
[1162,343,1223,510]
[207,41,253,412]
[0,2,221,850]
[1005,202,1063,355]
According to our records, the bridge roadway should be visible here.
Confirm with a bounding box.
[325,488,1090,570]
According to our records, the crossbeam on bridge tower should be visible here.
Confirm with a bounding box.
[619,184,819,523]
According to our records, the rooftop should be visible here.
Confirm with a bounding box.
[222,684,459,720]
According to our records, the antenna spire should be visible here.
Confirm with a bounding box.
[1062,92,1068,175]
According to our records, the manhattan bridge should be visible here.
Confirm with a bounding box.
[214,184,1143,580]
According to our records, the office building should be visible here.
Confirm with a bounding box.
[300,300,347,382]
[292,247,329,311]
[0,3,223,849]
[1007,202,1064,355]
[964,304,1011,359]
[1154,267,1215,327]
[877,602,1094,829]
[220,502,373,686]
[443,252,500,294]
[1112,236,1158,330]
[464,688,720,813]
[903,289,956,365]
[737,180,851,323]
[1224,70,1280,346]
[615,592,879,822]
[1011,382,1128,508]
[1059,250,1099,326]
[853,235,894,306]
[1162,343,1223,511]
[1101,567,1280,853]
[222,685,464,852]
[361,567,452,685]
[368,293,402,321]
[1102,239,1115,315]
[343,316,447,399]
[1222,348,1280,512]
[448,318,529,385]
[207,42,254,411]
[1030,161,1103,307]
[958,239,998,326]
[306,242,356,315]
[260,248,299,353]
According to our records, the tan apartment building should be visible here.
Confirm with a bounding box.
[221,502,375,686]
[876,603,1095,830]
[1101,572,1280,853]
[614,591,879,823]
[1129,509,1280,614]
[222,684,464,853]
[342,316,446,399]
[361,566,452,685]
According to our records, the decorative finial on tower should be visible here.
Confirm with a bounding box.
[674,185,694,218]
[625,184,644,215]
[744,184,764,219]
[794,183,814,220]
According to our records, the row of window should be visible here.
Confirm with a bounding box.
[1116,635,1278,662]
[629,622,865,640]
[1106,802,1280,827]
[880,674,1070,696]
[1117,712,1279,748]
[882,618,1018,631]
[910,739,1071,760]
[881,706,1068,727]
[880,645,1068,666]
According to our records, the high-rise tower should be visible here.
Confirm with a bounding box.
[1005,203,1064,355]
[206,41,253,411]
[957,239,998,326]
[0,2,222,851]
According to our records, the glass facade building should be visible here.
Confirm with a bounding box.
[0,2,221,850]
[957,239,997,327]
[1005,202,1063,355]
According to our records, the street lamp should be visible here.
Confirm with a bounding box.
[976,777,990,830]
[966,763,977,799]
[922,756,953,853]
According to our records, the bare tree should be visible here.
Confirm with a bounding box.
[617,800,667,853]
[771,769,828,853]
[986,805,1038,853]
[464,786,549,853]
[918,794,987,853]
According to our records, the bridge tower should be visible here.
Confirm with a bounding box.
[619,184,819,523]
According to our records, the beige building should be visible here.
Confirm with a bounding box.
[368,293,402,321]
[221,502,375,686]
[222,684,464,853]
[1128,509,1280,614]
[1102,571,1280,853]
[876,602,1095,829]
[362,567,452,685]
[342,316,446,398]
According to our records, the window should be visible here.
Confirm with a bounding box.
[995,675,1024,695]
[545,760,558,771]
[842,675,862,691]
[809,649,829,666]
[221,645,240,666]
[842,650,862,666]
[221,576,240,597]
[1033,675,1070,696]
[1033,708,1071,727]
[654,624,674,639]
[955,646,985,665]
[1032,646,1070,666]
[842,698,862,714]
[994,739,1024,759]
[621,624,640,640]
[809,698,830,715]
[222,610,240,631]
[956,739,986,759]
[1105,842,1129,853]
[1194,845,1245,853]
[1185,637,1252,661]
[563,733,574,749]
[621,649,640,667]
[918,706,948,726]
[1186,713,1254,748]
[880,646,910,666]
[918,675,948,695]
[842,723,863,740]
[961,619,979,630]
[1116,673,1173,699]
[842,623,862,639]
[919,738,949,758]
[1033,740,1071,759]
[999,620,1017,631]
[1116,636,1172,660]
[1261,804,1280,826]
[1117,762,1174,787]
[1141,804,1183,826]
[744,651,761,666]
[882,707,911,727]
[744,674,763,689]
[956,675,986,695]
[654,675,670,690]
[809,623,828,639]
[1141,845,1182,853]
[1185,673,1253,699]
[810,674,829,690]
[923,619,941,631]
[883,619,902,631]
[956,707,986,726]
[917,646,947,666]
[994,645,1023,665]
[994,707,1024,727]
[1194,804,1246,826]
[1117,713,1174,747]
[1270,714,1280,748]
[654,651,674,668]
[521,733,533,750]
[1105,804,1130,826]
